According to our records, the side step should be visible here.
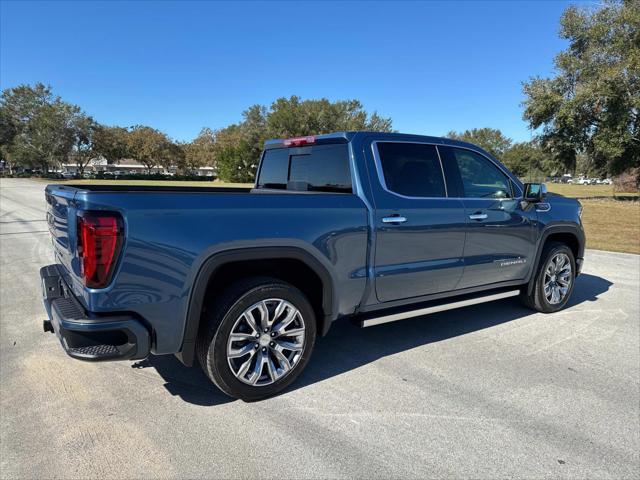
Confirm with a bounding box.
[360,290,520,328]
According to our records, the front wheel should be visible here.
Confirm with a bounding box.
[521,242,576,313]
[196,277,316,401]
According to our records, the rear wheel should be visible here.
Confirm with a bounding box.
[521,242,576,313]
[196,277,316,401]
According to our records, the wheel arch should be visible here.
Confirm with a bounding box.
[177,246,337,366]
[527,223,585,295]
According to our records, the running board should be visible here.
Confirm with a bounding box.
[360,290,520,328]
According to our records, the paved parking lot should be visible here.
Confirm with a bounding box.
[1,178,638,479]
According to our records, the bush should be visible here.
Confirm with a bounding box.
[614,168,639,193]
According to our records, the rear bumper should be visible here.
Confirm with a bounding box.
[40,264,150,362]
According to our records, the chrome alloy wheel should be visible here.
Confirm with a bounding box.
[226,299,306,386]
[543,253,572,305]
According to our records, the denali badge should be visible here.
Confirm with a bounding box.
[495,258,527,267]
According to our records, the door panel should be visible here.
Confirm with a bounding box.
[458,198,535,288]
[438,146,537,289]
[374,201,466,302]
[367,141,467,303]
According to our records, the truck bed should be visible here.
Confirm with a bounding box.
[44,182,370,354]
[54,184,252,193]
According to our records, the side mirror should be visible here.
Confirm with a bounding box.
[524,182,547,202]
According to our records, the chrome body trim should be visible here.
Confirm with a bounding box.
[382,216,408,224]
[360,290,520,327]
[370,140,524,201]
[535,202,551,212]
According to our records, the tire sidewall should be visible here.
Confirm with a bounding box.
[536,244,576,312]
[208,283,316,401]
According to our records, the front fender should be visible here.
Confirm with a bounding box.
[526,222,586,295]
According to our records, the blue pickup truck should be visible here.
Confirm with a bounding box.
[41,132,585,400]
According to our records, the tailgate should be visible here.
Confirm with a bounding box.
[45,185,79,280]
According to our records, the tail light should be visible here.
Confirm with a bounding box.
[77,212,123,288]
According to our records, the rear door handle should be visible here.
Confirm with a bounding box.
[469,213,488,220]
[382,216,407,224]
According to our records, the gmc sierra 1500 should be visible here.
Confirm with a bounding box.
[41,132,585,400]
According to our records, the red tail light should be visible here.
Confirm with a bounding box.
[77,212,123,288]
[283,135,315,147]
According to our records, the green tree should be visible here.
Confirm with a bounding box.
[0,83,77,171]
[126,126,174,173]
[265,96,392,138]
[522,0,639,176]
[0,106,18,172]
[214,96,393,182]
[215,125,256,182]
[183,127,217,173]
[216,139,255,183]
[69,113,98,175]
[159,140,185,171]
[93,125,130,164]
[446,128,513,158]
[502,141,552,180]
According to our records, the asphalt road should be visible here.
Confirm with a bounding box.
[1,177,638,479]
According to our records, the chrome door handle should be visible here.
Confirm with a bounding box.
[469,213,488,220]
[382,216,407,224]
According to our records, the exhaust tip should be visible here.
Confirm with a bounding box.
[43,320,54,333]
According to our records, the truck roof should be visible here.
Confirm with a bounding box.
[263,131,493,158]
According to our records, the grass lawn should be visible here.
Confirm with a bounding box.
[546,183,638,198]
[579,199,640,254]
[546,184,639,254]
[34,177,640,255]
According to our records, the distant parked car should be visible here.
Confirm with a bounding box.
[576,177,591,185]
[560,174,573,183]
[61,172,75,179]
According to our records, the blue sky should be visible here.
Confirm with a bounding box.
[1,0,578,142]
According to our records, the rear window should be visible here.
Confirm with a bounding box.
[257,148,289,189]
[257,144,352,193]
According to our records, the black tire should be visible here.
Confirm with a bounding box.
[196,276,316,401]
[520,242,576,313]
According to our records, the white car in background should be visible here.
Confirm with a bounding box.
[560,174,573,183]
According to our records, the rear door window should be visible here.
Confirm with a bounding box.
[257,144,352,193]
[376,142,447,198]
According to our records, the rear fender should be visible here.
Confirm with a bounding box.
[177,246,336,366]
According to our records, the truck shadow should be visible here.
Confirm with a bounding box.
[134,273,611,406]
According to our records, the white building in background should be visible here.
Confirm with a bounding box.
[196,166,216,177]
[60,157,216,177]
